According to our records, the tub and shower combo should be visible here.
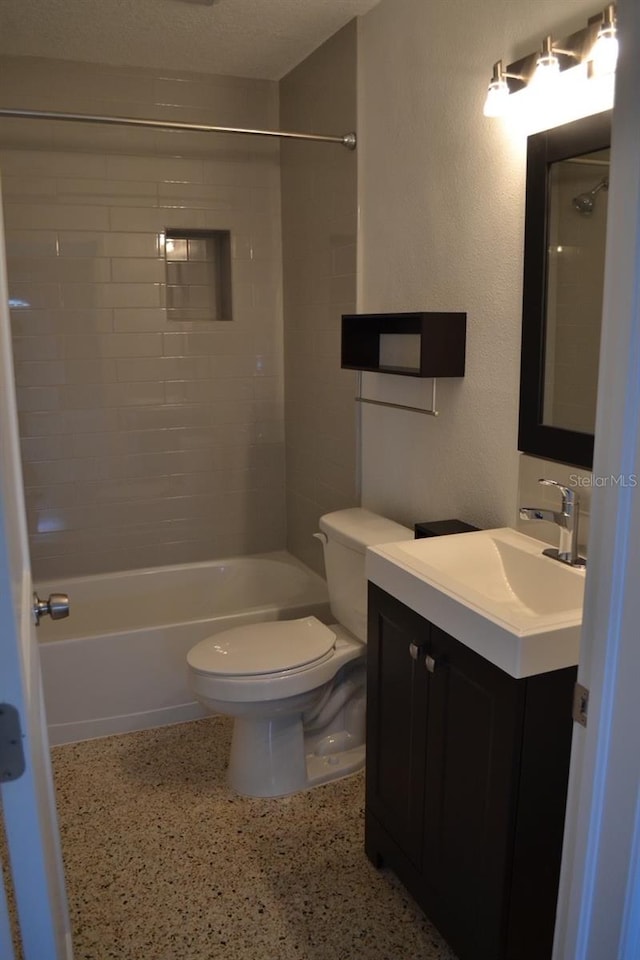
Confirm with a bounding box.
[37,551,330,747]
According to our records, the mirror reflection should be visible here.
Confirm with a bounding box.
[543,148,610,435]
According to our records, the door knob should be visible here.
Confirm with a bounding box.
[425,655,437,674]
[33,592,69,626]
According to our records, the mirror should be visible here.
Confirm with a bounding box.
[518,111,611,469]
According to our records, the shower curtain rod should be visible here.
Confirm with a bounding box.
[0,107,357,150]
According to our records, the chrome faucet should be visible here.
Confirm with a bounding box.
[519,478,586,567]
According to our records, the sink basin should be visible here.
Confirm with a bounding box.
[366,528,585,678]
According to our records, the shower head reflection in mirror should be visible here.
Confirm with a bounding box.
[573,176,609,214]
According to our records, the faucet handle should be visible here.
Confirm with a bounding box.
[538,478,576,511]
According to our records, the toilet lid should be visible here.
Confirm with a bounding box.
[187,617,337,677]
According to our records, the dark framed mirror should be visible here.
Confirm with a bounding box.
[518,110,612,469]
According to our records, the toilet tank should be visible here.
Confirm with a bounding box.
[318,508,413,642]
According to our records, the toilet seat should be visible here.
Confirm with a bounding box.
[187,617,337,678]
[187,620,363,704]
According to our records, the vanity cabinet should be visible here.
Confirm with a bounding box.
[365,584,576,960]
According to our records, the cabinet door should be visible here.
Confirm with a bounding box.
[366,584,430,871]
[422,625,523,960]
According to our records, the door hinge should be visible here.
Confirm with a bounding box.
[0,703,26,783]
[572,682,589,728]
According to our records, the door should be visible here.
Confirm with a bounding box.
[422,625,522,960]
[365,584,430,870]
[0,176,73,957]
[552,3,640,957]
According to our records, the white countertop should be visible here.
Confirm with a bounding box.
[366,528,585,679]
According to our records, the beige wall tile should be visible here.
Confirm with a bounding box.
[10,309,114,336]
[1,53,285,577]
[0,149,108,179]
[11,335,63,363]
[61,333,163,359]
[110,258,165,283]
[158,181,247,211]
[21,434,75,462]
[4,202,110,231]
[58,231,160,259]
[8,257,111,283]
[56,178,158,206]
[59,381,165,409]
[5,230,58,258]
[112,307,167,331]
[15,385,61,411]
[60,358,119,384]
[106,155,204,184]
[14,360,67,386]
[9,282,61,309]
[108,206,206,233]
[3,176,58,202]
[60,282,162,309]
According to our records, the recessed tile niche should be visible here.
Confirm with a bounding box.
[164,229,232,322]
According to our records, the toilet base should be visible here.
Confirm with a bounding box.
[305,741,365,791]
[227,713,365,798]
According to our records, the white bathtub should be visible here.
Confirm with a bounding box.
[37,551,330,746]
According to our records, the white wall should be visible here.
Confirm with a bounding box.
[280,23,358,575]
[357,0,597,531]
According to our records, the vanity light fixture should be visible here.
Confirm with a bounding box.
[483,4,617,118]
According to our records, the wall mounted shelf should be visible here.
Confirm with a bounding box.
[341,312,466,378]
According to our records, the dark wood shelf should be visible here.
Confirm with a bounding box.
[341,311,466,378]
[343,363,423,376]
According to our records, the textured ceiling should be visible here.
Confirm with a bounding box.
[0,0,379,80]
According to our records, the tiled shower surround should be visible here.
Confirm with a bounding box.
[0,56,286,578]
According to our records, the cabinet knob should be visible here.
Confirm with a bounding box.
[425,655,437,674]
[409,642,421,660]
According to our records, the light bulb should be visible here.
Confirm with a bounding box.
[483,78,510,117]
[483,61,513,118]
[531,36,561,90]
[530,53,560,90]
[590,25,618,76]
[531,56,560,90]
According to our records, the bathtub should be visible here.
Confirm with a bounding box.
[37,551,330,746]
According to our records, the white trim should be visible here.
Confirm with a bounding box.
[48,702,207,747]
[0,173,72,959]
[0,863,16,960]
[619,790,640,957]
[553,0,640,956]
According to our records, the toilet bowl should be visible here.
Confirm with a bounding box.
[188,617,365,797]
[186,508,413,798]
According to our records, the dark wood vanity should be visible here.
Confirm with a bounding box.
[365,583,576,960]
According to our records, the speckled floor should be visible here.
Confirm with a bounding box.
[51,717,458,960]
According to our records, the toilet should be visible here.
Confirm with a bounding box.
[186,508,413,798]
